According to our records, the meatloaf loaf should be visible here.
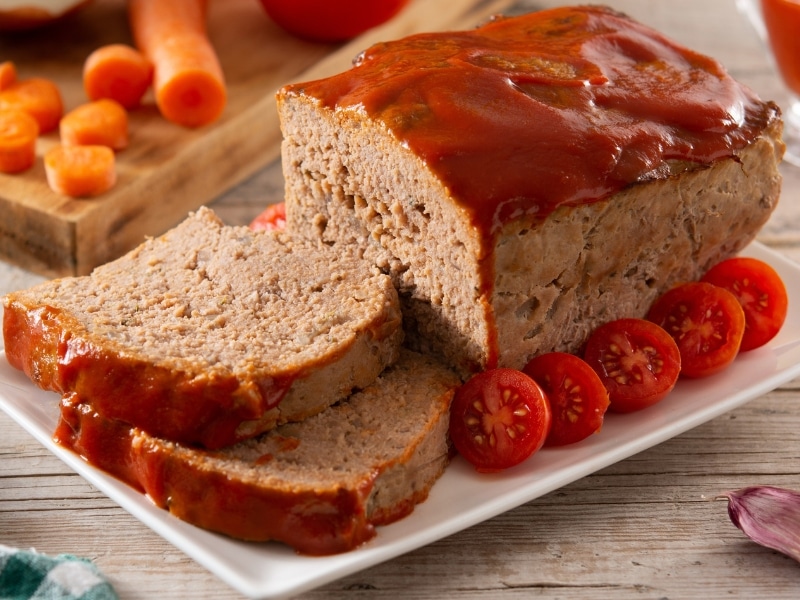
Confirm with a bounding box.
[2,207,403,449]
[277,5,784,375]
[54,349,460,555]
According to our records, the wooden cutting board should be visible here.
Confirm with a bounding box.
[0,0,514,278]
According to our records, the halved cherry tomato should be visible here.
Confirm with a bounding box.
[523,352,610,446]
[449,368,551,473]
[647,282,745,378]
[701,257,788,351]
[583,318,681,413]
[257,0,411,42]
[249,202,286,232]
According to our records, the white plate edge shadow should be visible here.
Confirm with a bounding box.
[2,241,800,599]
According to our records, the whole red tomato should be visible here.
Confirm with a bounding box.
[258,0,411,42]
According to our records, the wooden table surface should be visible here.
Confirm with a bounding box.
[3,0,800,598]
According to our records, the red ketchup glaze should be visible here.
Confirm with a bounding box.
[55,395,380,555]
[135,452,378,556]
[55,393,144,491]
[3,305,64,390]
[56,336,296,450]
[283,6,777,235]
[4,300,295,450]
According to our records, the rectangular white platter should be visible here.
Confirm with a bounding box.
[2,241,800,599]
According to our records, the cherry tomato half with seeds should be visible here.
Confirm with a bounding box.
[249,201,286,232]
[523,352,610,446]
[701,257,788,352]
[583,318,681,413]
[647,281,745,378]
[449,368,551,473]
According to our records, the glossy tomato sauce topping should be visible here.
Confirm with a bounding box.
[283,6,777,233]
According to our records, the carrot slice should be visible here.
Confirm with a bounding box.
[128,0,226,128]
[60,99,129,151]
[44,145,116,197]
[83,44,153,109]
[0,61,17,91]
[0,109,39,173]
[0,77,63,133]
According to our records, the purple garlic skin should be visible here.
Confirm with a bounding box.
[720,485,800,562]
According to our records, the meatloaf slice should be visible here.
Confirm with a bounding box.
[277,6,784,375]
[54,349,460,555]
[3,207,403,449]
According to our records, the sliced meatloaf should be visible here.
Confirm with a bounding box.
[3,207,403,449]
[54,349,460,555]
[277,6,784,375]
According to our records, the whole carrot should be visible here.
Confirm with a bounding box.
[60,99,129,151]
[128,0,226,128]
[83,43,153,109]
[0,109,39,173]
[0,77,63,133]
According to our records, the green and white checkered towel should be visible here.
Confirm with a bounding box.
[0,545,118,600]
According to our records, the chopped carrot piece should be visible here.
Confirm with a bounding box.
[83,44,153,109]
[0,109,39,173]
[44,145,116,198]
[0,61,17,91]
[128,0,226,128]
[0,77,63,133]
[60,99,129,151]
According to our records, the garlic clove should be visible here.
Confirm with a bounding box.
[718,485,800,562]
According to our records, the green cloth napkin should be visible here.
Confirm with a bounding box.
[0,545,118,600]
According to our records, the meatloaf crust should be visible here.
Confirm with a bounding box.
[3,207,403,449]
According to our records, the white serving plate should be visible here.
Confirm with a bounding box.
[2,241,800,599]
